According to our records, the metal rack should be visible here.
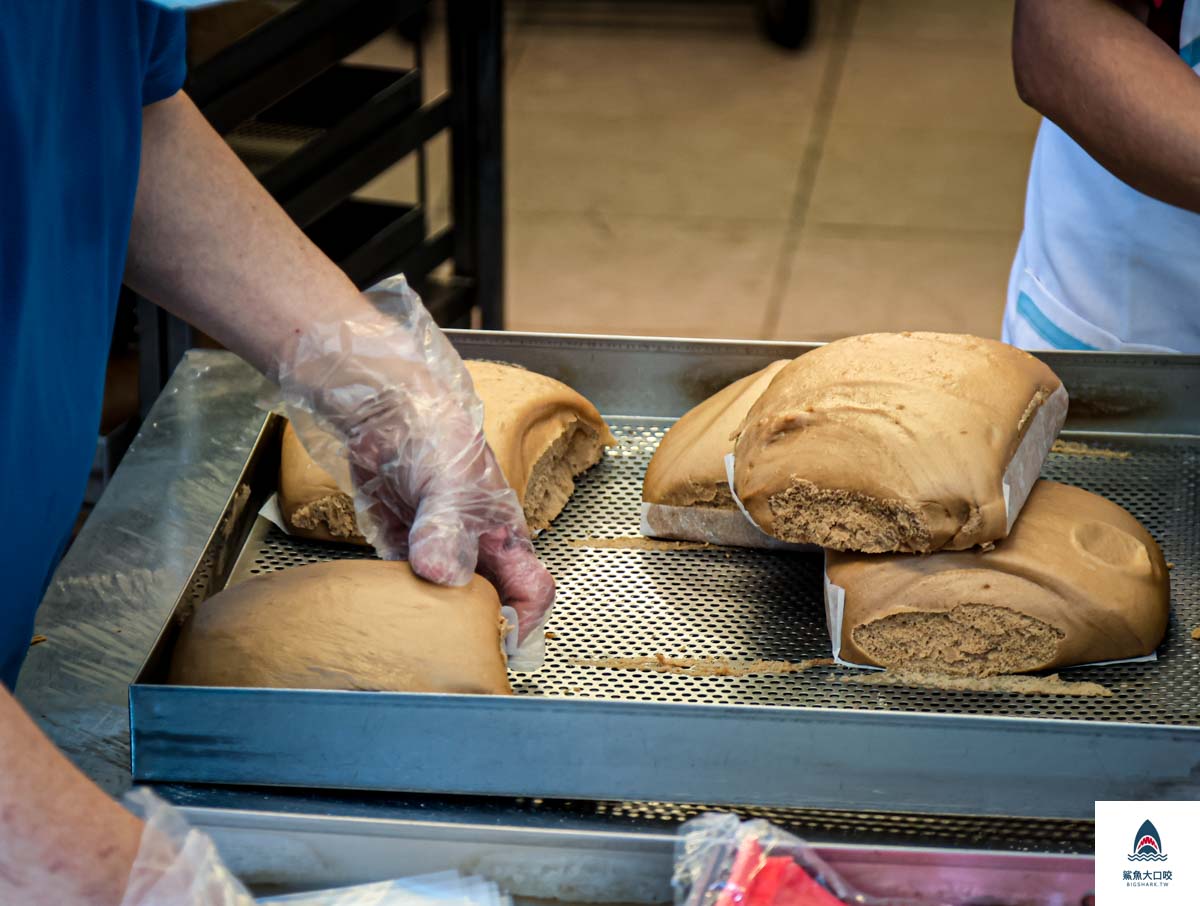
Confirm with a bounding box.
[135,0,504,416]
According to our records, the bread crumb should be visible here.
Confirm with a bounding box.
[1191,627,1200,641]
[575,653,834,677]
[29,635,47,647]
[1051,440,1132,460]
[843,668,1111,697]
[544,631,559,640]
[1167,562,1175,570]
[569,537,714,552]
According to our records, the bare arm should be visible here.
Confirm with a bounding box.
[1013,0,1200,212]
[0,84,549,906]
[124,90,556,637]
[0,93,315,906]
[123,91,374,373]
[0,688,143,905]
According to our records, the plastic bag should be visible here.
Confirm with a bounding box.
[120,788,256,906]
[259,870,514,906]
[673,814,938,906]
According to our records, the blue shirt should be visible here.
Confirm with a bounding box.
[0,2,186,688]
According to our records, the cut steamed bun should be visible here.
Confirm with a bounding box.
[277,360,615,541]
[640,361,791,547]
[278,421,365,545]
[466,360,615,531]
[169,560,513,694]
[825,481,1170,676]
[732,332,1068,553]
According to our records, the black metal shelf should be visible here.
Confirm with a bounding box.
[187,0,424,134]
[305,199,426,289]
[130,0,504,423]
[253,65,426,226]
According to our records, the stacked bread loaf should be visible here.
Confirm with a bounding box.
[644,332,1170,676]
[280,359,616,542]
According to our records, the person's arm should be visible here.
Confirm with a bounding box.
[123,92,364,375]
[1013,0,1200,212]
[0,687,143,905]
[125,91,554,635]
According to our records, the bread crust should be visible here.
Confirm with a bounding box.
[278,422,366,544]
[733,332,1065,552]
[170,560,513,694]
[466,361,615,530]
[643,361,789,507]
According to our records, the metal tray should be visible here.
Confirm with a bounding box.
[177,805,1094,904]
[130,333,1200,819]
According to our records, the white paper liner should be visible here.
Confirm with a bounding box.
[638,443,815,550]
[821,568,879,669]
[822,557,1156,671]
[1002,383,1070,534]
[722,383,1070,547]
[501,605,546,672]
[639,500,814,551]
[259,493,289,533]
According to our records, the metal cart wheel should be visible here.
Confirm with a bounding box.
[759,0,813,49]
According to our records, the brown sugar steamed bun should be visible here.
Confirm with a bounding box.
[466,360,615,531]
[826,481,1170,676]
[170,560,513,694]
[278,421,365,544]
[733,332,1066,553]
[643,361,789,509]
[277,360,615,541]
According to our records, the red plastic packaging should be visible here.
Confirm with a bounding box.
[673,814,934,906]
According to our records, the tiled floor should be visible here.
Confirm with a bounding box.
[362,0,1039,341]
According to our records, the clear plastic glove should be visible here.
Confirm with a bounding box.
[274,275,555,645]
[119,788,254,906]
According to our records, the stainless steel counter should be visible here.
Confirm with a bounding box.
[19,350,272,795]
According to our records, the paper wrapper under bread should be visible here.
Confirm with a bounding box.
[639,501,815,551]
[1002,383,1070,534]
[724,383,1070,548]
[258,493,291,536]
[822,554,1156,671]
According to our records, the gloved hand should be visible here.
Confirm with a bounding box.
[274,275,556,646]
[119,788,254,906]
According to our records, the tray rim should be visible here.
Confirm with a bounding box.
[130,649,1200,819]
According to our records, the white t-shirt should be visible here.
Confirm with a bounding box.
[1004,6,1200,353]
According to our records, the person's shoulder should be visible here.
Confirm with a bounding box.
[134,1,188,106]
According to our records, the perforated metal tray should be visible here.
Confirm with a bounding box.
[129,334,1200,820]
[230,424,1199,722]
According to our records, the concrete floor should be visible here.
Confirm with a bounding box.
[354,0,1039,341]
